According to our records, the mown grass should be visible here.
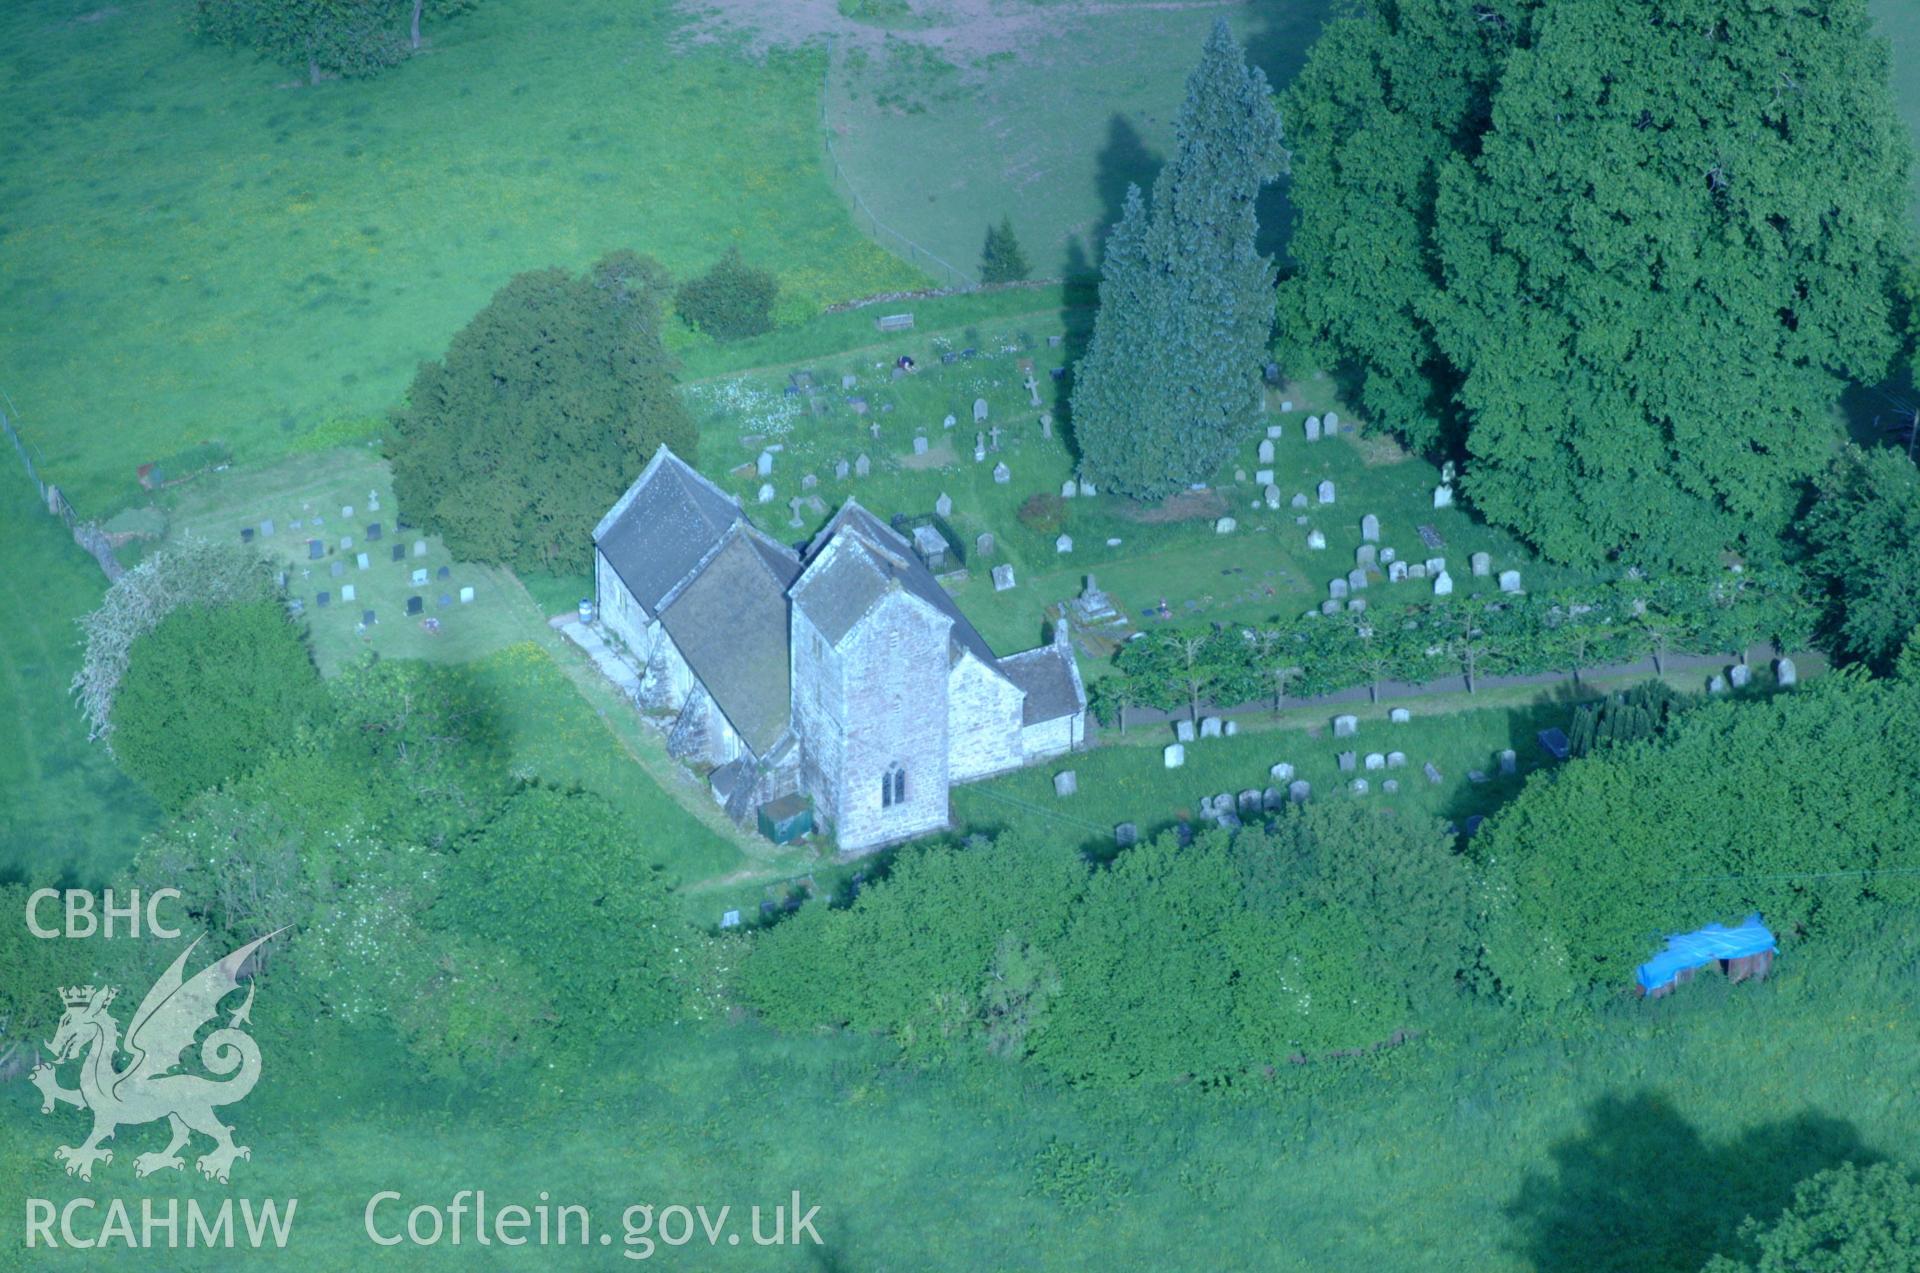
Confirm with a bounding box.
[0,474,158,888]
[0,0,919,511]
[7,919,1916,1271]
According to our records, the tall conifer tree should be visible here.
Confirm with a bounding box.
[1072,19,1285,499]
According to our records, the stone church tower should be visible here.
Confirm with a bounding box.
[789,510,954,849]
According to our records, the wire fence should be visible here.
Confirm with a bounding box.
[820,35,977,292]
[0,390,122,581]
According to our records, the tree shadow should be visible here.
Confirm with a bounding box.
[1504,1090,1880,1272]
[1052,238,1098,465]
[1243,0,1341,266]
[1085,112,1160,272]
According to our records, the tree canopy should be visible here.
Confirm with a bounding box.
[1801,446,1920,672]
[1071,19,1286,499]
[1704,1162,1920,1273]
[388,250,694,573]
[979,216,1031,285]
[1284,0,1911,570]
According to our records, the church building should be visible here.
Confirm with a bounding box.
[591,446,1086,854]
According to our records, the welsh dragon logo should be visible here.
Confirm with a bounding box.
[29,932,280,1184]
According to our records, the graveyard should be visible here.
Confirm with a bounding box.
[5,1,1920,1270]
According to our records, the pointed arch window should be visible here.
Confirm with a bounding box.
[882,762,906,808]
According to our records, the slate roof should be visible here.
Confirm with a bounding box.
[658,523,800,756]
[794,501,999,668]
[594,446,744,614]
[998,640,1086,725]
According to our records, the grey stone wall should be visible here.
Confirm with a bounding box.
[791,606,849,835]
[946,651,1025,782]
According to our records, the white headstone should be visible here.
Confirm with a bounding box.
[411,568,428,586]
[757,483,775,504]
[1264,485,1281,509]
[1433,571,1454,597]
[993,462,1010,484]
[413,539,428,557]
[1055,534,1073,554]
[1305,416,1322,442]
[1289,780,1311,802]
[973,398,989,423]
[1333,714,1358,737]
[1499,749,1516,775]
[1078,480,1095,497]
[1776,657,1797,687]
[1215,517,1237,535]
[1356,544,1377,568]
[1175,719,1196,742]
[1330,578,1348,599]
[1361,514,1380,542]
[1200,716,1223,739]
[757,450,774,477]
[991,564,1016,591]
[1499,570,1522,594]
[1255,469,1274,487]
[1053,771,1078,797]
[1364,752,1385,771]
[1280,400,1294,412]
[1389,561,1409,583]
[1325,411,1339,432]
[1433,485,1454,509]
[340,584,356,602]
[1390,707,1411,723]
[1351,778,1369,796]
[977,532,995,558]
[935,491,952,516]
[1471,551,1492,577]
[1270,762,1294,781]
[1348,568,1369,592]
[459,586,475,603]
[1388,751,1407,769]
[1291,492,1309,510]
[914,436,929,455]
[1164,743,1186,769]
[356,552,370,570]
[1258,439,1275,465]
[1061,480,1077,498]
[1728,663,1751,689]
[855,454,871,477]
[943,413,957,430]
[1307,529,1327,550]
[1317,480,1336,505]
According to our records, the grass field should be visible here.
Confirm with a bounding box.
[0,474,158,888]
[824,0,1336,279]
[0,0,920,511]
[1873,0,1920,219]
[7,917,1916,1271]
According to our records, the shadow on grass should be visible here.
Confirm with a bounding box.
[1504,1089,1879,1272]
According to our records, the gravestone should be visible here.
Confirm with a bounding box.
[1351,778,1369,795]
[240,526,255,543]
[392,544,406,562]
[1346,599,1367,613]
[1263,787,1282,811]
[1238,789,1261,816]
[1175,719,1196,742]
[1060,479,1077,499]
[1257,439,1275,465]
[317,590,330,607]
[914,436,929,456]
[1432,571,1454,597]
[340,535,353,551]
[362,610,375,625]
[1078,480,1095,497]
[1325,411,1339,432]
[1423,761,1443,785]
[1305,416,1321,442]
[412,568,429,586]
[1391,707,1410,723]
[993,462,1010,484]
[802,473,818,490]
[1389,561,1409,583]
[1499,570,1522,594]
[1383,779,1400,794]
[1164,743,1186,769]
[1409,564,1427,580]
[1708,674,1727,694]
[1255,469,1274,487]
[1471,552,1491,577]
[1433,485,1454,509]
[259,518,275,537]
[1321,600,1341,616]
[1334,714,1358,738]
[330,560,345,578]
[1291,492,1309,510]
[1307,529,1327,551]
[835,459,850,480]
[1200,716,1223,739]
[1317,480,1336,505]
[437,565,450,580]
[1425,557,1447,576]
[935,491,952,516]
[1289,780,1311,803]
[855,454,871,477]
[1338,752,1357,773]
[877,312,913,333]
[757,451,774,477]
[1329,578,1348,600]
[1380,548,1396,564]
[1387,751,1406,769]
[1361,514,1380,542]
[973,398,989,424]
[413,539,428,557]
[1499,749,1517,775]
[1215,517,1237,535]
[991,564,1016,591]
[1468,770,1488,785]
[841,374,857,390]
[1265,485,1281,509]
[756,483,775,504]
[1040,413,1053,439]
[943,414,956,430]
[438,594,452,608]
[848,397,868,416]
[307,539,324,560]
[340,584,356,603]
[1348,568,1368,592]
[1270,762,1294,781]
[1280,400,1294,412]
[976,532,995,558]
[364,522,381,541]
[974,434,986,463]
[1055,534,1073,554]
[1356,544,1377,569]
[1728,663,1751,689]
[1053,771,1078,797]
[407,595,423,616]
[1267,424,1282,440]
[459,586,475,603]
[1538,728,1571,760]
[356,552,369,570]
[1365,753,1385,771]
[341,505,353,518]
[1776,657,1797,687]
[1115,823,1138,848]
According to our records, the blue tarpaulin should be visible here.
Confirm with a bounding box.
[1636,914,1776,991]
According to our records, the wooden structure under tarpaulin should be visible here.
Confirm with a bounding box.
[1635,914,1776,999]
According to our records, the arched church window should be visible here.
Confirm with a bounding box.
[883,762,906,808]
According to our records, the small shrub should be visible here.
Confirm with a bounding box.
[676,247,779,342]
[979,215,1031,284]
